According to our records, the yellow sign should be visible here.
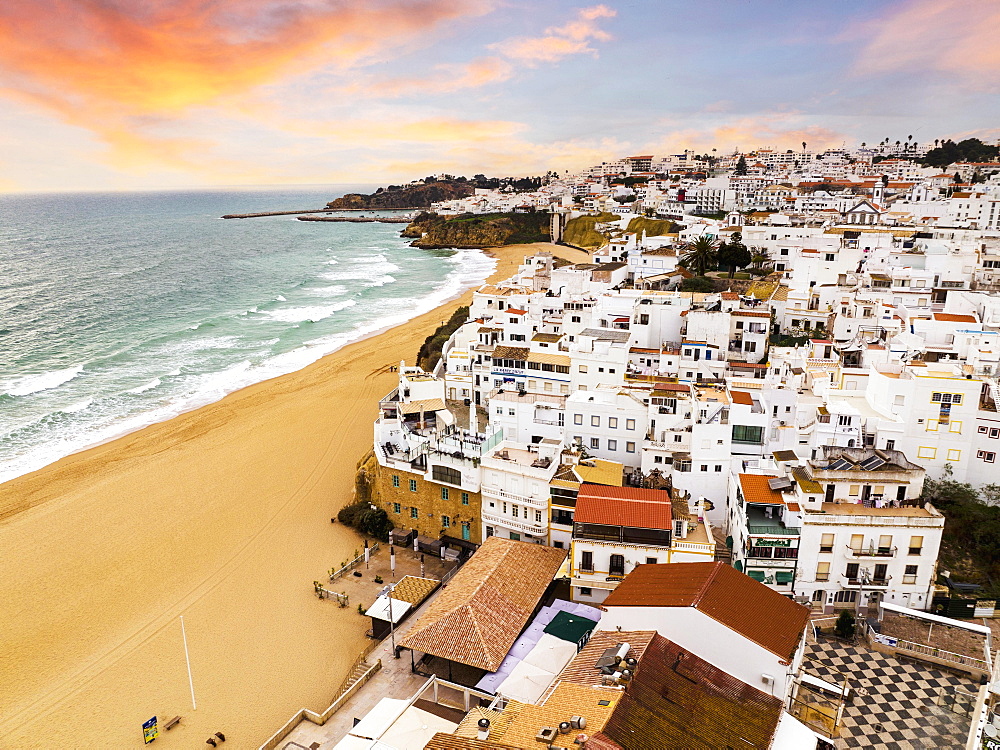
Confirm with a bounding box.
[142,717,158,744]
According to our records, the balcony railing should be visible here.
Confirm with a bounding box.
[481,485,548,509]
[846,545,897,558]
[480,509,546,536]
[843,575,891,588]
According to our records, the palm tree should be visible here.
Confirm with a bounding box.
[680,235,720,277]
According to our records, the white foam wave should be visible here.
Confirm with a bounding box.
[260,300,356,323]
[367,275,396,288]
[306,284,349,298]
[275,295,287,301]
[61,398,93,414]
[128,378,161,394]
[4,364,84,397]
[325,259,339,265]
[348,254,387,264]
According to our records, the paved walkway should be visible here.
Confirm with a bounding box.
[278,547,459,750]
[803,641,978,749]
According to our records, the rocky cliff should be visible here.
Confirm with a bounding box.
[403,212,550,249]
[327,181,475,210]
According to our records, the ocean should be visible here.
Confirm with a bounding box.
[0,187,495,484]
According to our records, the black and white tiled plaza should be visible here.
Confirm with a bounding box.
[804,641,978,749]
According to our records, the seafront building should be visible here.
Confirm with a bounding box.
[342,142,1000,747]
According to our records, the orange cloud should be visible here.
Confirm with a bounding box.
[0,0,492,167]
[342,56,514,97]
[491,4,615,65]
[854,0,1000,88]
[651,116,845,156]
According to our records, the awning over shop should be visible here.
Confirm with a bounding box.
[775,571,794,584]
[747,570,766,582]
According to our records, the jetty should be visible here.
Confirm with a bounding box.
[297,216,412,224]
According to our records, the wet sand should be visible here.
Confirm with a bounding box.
[0,242,589,748]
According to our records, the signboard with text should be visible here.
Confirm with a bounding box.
[142,717,158,744]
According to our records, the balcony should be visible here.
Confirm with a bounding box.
[481,484,548,509]
[845,545,897,558]
[481,509,546,537]
[842,575,891,589]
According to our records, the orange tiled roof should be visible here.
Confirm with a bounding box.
[400,537,566,671]
[729,391,753,406]
[575,485,672,530]
[933,313,977,323]
[739,473,785,505]
[601,562,810,662]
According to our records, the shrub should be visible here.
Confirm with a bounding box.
[835,610,856,639]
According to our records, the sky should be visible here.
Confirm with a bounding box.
[0,0,997,192]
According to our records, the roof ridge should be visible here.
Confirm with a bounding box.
[692,561,723,607]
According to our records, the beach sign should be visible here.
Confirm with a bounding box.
[142,716,158,744]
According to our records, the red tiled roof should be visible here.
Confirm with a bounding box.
[739,474,785,505]
[602,562,810,661]
[933,313,977,323]
[729,390,753,406]
[575,484,672,530]
[506,308,527,315]
[730,310,770,318]
[810,339,834,344]
[589,633,782,750]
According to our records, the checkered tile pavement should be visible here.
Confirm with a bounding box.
[804,641,978,749]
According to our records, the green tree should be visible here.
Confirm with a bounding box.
[680,275,716,293]
[835,610,856,639]
[717,231,751,278]
[748,248,773,274]
[734,155,748,176]
[680,236,720,277]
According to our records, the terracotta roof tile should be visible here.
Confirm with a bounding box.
[729,390,753,406]
[933,313,977,323]
[601,562,810,662]
[589,633,782,750]
[400,537,566,671]
[738,473,785,505]
[575,485,672,530]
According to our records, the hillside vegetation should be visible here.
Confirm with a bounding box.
[402,212,549,249]
[625,216,679,237]
[562,212,617,248]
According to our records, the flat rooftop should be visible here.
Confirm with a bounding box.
[810,502,940,518]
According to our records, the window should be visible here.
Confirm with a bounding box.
[591,416,600,427]
[838,415,851,426]
[590,438,600,449]
[409,479,418,492]
[609,417,618,429]
[392,503,401,514]
[980,426,989,434]
[947,449,962,461]
[511,505,519,518]
[903,564,917,584]
[580,551,593,572]
[441,487,449,500]
[609,554,625,576]
[461,492,469,505]
[608,439,618,451]
[986,452,997,463]
[579,365,588,373]
[574,414,583,425]
[626,419,636,430]
[820,534,834,553]
[950,421,963,434]
[812,589,825,602]
[909,536,923,555]
[626,441,636,453]
[700,464,708,472]
[833,590,857,603]
[732,424,764,444]
[849,484,860,497]
[432,465,462,486]
[442,515,451,528]
[845,562,860,581]
[391,474,400,487]
[991,428,1000,439]
[646,557,657,565]
[917,446,937,459]
[410,507,419,519]
[885,439,895,450]
[715,465,723,472]
[579,587,592,596]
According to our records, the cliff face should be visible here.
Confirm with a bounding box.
[327,181,475,210]
[403,212,550,249]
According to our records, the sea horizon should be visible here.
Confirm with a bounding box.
[0,187,495,485]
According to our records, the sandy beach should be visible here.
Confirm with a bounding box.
[0,242,589,748]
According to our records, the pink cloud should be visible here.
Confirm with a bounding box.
[490,4,616,65]
[854,0,1000,89]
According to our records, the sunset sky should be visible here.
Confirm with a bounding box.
[0,0,997,192]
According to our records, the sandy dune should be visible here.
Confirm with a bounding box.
[0,242,589,748]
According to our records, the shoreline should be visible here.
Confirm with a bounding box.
[0,241,589,747]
